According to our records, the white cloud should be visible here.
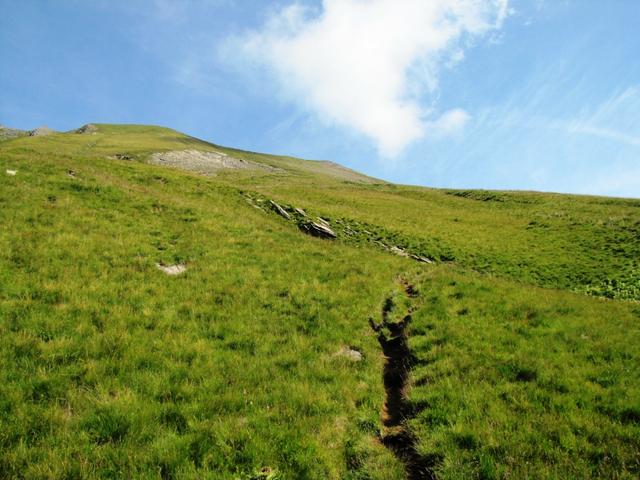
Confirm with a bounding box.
[231,0,509,157]
[426,108,471,137]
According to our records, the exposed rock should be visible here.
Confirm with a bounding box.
[269,200,290,220]
[410,254,434,264]
[299,221,337,239]
[243,194,268,212]
[294,207,307,217]
[389,246,409,258]
[156,263,187,275]
[316,217,331,228]
[335,346,363,362]
[114,153,133,160]
[67,170,77,178]
[6,169,17,176]
[0,125,27,140]
[75,124,98,134]
[149,149,283,176]
[28,126,55,136]
[389,246,435,263]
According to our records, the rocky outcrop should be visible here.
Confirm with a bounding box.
[389,246,409,258]
[247,194,337,240]
[298,221,337,239]
[410,254,434,264]
[269,200,291,220]
[28,126,55,136]
[244,193,440,263]
[76,124,98,134]
[0,125,28,141]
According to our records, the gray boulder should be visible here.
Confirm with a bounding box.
[299,221,337,239]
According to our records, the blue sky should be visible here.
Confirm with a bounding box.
[1,0,639,198]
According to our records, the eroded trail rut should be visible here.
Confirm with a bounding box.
[370,282,437,480]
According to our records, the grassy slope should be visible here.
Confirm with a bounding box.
[237,178,640,301]
[406,268,639,479]
[0,125,638,479]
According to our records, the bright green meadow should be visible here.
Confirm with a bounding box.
[0,125,638,479]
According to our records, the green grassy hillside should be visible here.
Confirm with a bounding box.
[1,125,638,479]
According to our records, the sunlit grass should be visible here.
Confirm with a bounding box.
[406,267,639,479]
[0,125,638,478]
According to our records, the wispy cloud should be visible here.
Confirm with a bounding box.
[591,168,640,198]
[566,124,640,148]
[425,108,471,138]
[227,0,509,157]
[563,86,640,147]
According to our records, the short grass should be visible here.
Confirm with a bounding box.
[0,138,405,479]
[402,267,639,479]
[0,125,638,479]
[238,175,640,301]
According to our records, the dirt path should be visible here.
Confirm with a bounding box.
[370,280,437,480]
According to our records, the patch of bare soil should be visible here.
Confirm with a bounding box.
[149,150,283,176]
[370,283,438,479]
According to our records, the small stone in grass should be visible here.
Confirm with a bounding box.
[335,346,363,362]
[6,169,17,176]
[156,263,187,275]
